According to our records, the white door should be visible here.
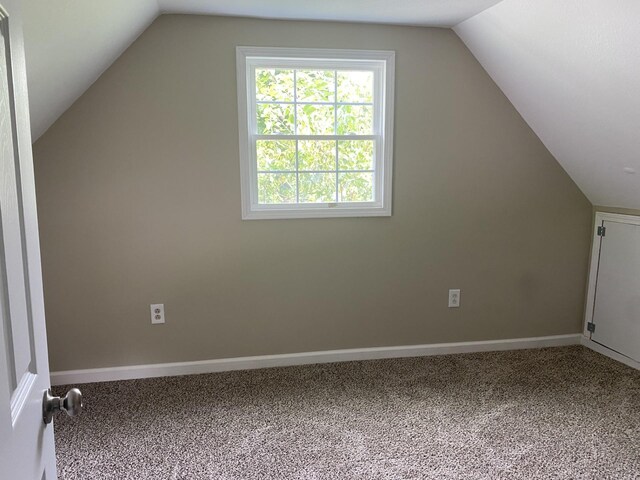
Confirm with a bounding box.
[591,219,640,362]
[0,2,67,479]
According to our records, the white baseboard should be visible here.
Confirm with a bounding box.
[50,334,582,386]
[580,336,640,370]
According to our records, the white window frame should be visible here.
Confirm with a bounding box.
[236,46,395,220]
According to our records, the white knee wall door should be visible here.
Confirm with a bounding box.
[584,212,640,363]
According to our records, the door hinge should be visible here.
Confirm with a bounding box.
[587,322,596,333]
[597,226,606,237]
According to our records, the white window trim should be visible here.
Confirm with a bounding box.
[236,46,395,220]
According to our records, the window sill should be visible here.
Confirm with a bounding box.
[242,204,391,220]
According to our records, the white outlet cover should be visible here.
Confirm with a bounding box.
[150,303,165,324]
[448,289,461,308]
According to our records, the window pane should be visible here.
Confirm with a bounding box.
[338,140,374,171]
[299,173,337,203]
[337,105,373,135]
[258,173,297,204]
[257,103,294,134]
[337,71,373,103]
[298,140,336,171]
[297,104,335,135]
[296,70,335,103]
[339,172,374,202]
[257,140,296,171]
[256,69,294,102]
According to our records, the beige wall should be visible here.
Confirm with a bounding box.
[33,15,592,372]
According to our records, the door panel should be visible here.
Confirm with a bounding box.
[0,2,57,479]
[1,15,36,402]
[592,220,640,362]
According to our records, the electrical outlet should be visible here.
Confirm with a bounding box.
[448,289,461,308]
[150,304,165,324]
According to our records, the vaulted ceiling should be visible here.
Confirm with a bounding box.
[23,0,502,140]
[456,0,640,209]
[155,0,504,26]
[23,0,158,141]
[22,0,640,209]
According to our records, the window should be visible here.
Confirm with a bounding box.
[236,47,395,219]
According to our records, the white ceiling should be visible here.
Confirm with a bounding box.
[157,0,504,27]
[456,0,640,209]
[23,0,158,140]
[22,0,502,140]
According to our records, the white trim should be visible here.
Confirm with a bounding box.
[50,334,581,385]
[581,336,640,371]
[236,46,395,220]
[591,211,640,226]
[583,211,640,337]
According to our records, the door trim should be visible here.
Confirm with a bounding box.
[584,211,640,338]
[50,333,581,385]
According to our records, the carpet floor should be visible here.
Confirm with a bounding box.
[53,346,640,479]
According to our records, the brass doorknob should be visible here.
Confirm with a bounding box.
[43,388,83,424]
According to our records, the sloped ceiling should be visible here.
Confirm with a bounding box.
[23,0,158,140]
[156,0,503,27]
[22,0,502,140]
[456,0,640,209]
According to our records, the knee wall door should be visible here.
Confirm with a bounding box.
[589,216,640,363]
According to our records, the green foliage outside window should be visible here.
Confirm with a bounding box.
[255,68,376,204]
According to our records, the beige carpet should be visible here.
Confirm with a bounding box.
[53,346,640,479]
